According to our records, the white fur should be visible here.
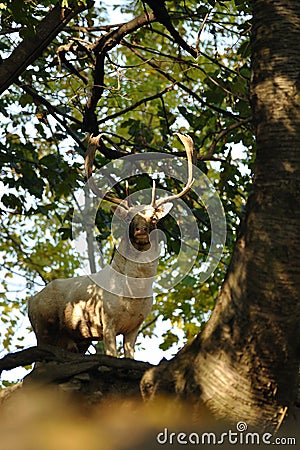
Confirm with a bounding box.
[28,205,171,358]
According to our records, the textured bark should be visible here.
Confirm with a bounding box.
[0,2,91,94]
[140,0,300,432]
[0,345,152,404]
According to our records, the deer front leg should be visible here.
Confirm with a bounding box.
[123,327,140,359]
[103,322,117,357]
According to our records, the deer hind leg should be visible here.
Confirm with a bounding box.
[123,326,140,359]
[39,320,79,352]
[35,317,59,347]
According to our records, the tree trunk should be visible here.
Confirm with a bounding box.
[141,0,300,432]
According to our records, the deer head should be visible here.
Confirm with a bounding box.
[85,133,195,250]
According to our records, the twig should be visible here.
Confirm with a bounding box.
[195,9,212,50]
[17,82,86,152]
[123,41,240,121]
[139,315,159,334]
[206,117,252,157]
[98,85,175,125]
[0,221,48,284]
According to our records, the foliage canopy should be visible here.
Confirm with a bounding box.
[0,0,253,362]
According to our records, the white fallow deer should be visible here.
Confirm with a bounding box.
[28,134,195,358]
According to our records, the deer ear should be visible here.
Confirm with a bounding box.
[111,205,129,222]
[155,202,173,220]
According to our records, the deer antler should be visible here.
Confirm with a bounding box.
[85,134,129,209]
[153,133,195,208]
[86,133,195,210]
[150,179,156,207]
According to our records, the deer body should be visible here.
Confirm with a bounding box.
[28,275,153,358]
[28,133,195,358]
[28,207,167,358]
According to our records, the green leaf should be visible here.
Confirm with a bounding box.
[1,193,23,211]
[39,153,59,168]
[19,93,34,107]
[58,227,72,240]
[182,275,198,287]
[159,331,179,351]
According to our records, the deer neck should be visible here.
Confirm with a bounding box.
[131,240,151,251]
[111,236,159,278]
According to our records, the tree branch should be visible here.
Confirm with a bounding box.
[83,11,156,134]
[17,83,85,152]
[123,41,241,121]
[98,84,175,125]
[206,116,253,157]
[1,220,48,284]
[0,345,153,399]
[142,0,198,58]
[0,2,92,95]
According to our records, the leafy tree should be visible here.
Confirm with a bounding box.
[0,0,252,355]
[0,0,298,434]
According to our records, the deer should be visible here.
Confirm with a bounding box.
[28,133,195,358]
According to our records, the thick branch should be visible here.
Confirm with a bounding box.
[0,345,153,400]
[0,2,91,95]
[83,11,156,134]
[0,345,153,377]
[142,0,198,58]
